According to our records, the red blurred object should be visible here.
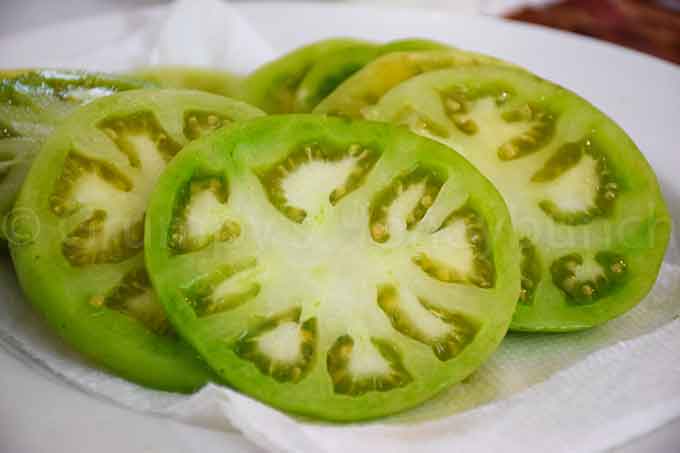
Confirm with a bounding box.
[507,0,680,64]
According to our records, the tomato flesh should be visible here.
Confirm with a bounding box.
[145,115,520,419]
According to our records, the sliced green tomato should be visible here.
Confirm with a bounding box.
[242,38,374,113]
[0,70,151,234]
[145,115,520,420]
[10,89,263,391]
[355,65,670,331]
[132,66,241,98]
[293,38,449,113]
[313,49,512,119]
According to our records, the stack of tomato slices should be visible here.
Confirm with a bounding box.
[2,38,669,422]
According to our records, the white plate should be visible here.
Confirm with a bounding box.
[1,3,678,453]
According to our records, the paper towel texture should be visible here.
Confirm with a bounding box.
[0,1,678,452]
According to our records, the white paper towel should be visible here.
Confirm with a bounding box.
[65,0,275,73]
[1,1,679,452]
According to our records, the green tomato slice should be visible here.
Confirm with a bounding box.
[145,115,520,420]
[293,38,449,113]
[314,49,512,119]
[0,70,151,234]
[242,38,374,113]
[331,64,670,331]
[132,66,241,98]
[10,89,263,391]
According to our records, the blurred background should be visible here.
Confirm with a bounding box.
[1,0,678,64]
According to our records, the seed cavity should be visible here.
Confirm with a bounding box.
[533,139,620,225]
[90,267,170,335]
[62,209,144,265]
[51,152,145,265]
[233,307,316,383]
[52,111,184,266]
[531,141,582,182]
[439,87,554,159]
[369,165,445,243]
[0,120,18,139]
[183,110,232,141]
[183,259,259,317]
[412,205,495,288]
[258,143,378,224]
[519,237,541,305]
[50,152,133,217]
[377,285,479,361]
[169,175,240,254]
[441,90,479,136]
[393,106,449,138]
[98,111,181,167]
[497,103,554,160]
[326,335,412,396]
[550,251,628,304]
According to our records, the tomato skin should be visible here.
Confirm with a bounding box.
[11,250,215,392]
[293,38,450,113]
[242,38,451,114]
[10,89,263,392]
[242,38,373,114]
[145,115,521,420]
